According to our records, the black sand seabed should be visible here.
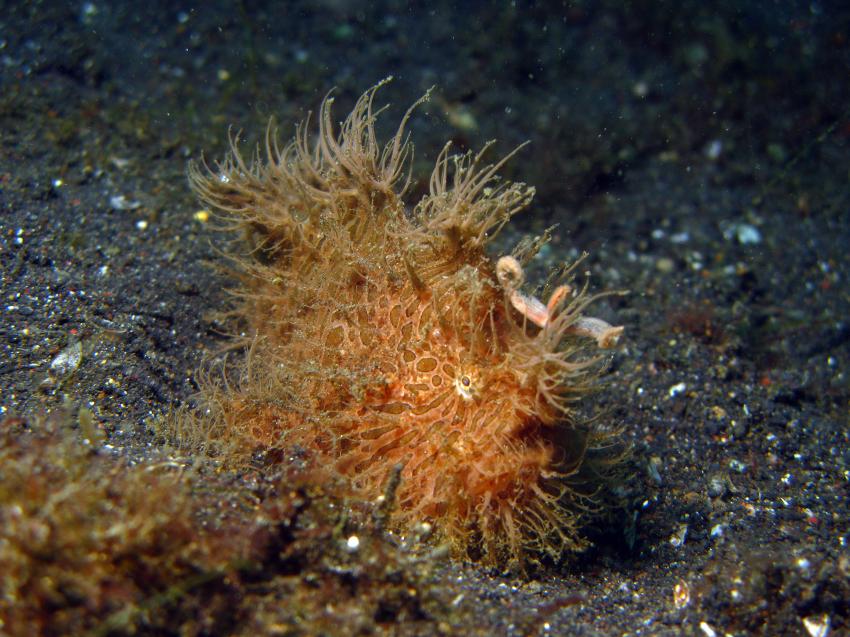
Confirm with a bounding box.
[1,2,848,635]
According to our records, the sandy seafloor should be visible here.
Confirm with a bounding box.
[1,1,849,635]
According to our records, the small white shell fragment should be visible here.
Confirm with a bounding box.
[802,614,830,637]
[110,194,141,210]
[668,382,686,398]
[673,580,690,609]
[735,224,762,245]
[50,340,82,376]
[705,139,723,160]
[669,523,688,547]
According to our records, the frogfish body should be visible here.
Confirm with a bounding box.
[188,81,625,565]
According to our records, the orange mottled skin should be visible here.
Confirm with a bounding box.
[188,80,625,565]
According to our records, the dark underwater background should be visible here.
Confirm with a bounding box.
[1,1,848,635]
